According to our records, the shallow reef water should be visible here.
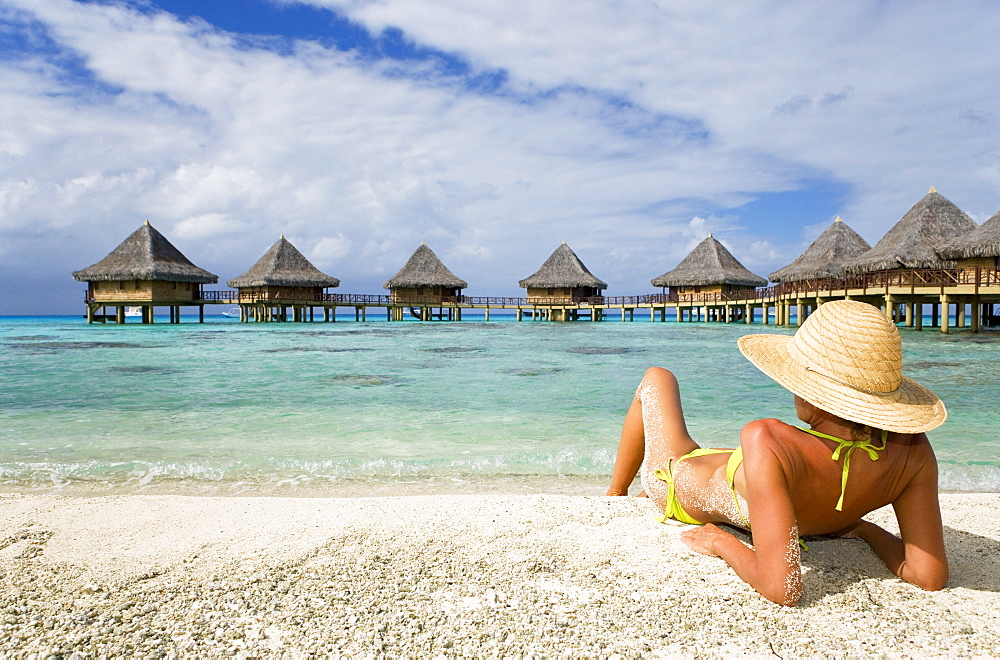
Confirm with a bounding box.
[1,314,997,495]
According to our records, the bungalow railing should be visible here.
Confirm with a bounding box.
[669,289,779,304]
[115,267,999,309]
[461,296,536,306]
[956,267,1000,289]
[199,290,240,302]
[325,293,393,305]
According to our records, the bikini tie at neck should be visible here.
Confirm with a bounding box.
[797,427,888,511]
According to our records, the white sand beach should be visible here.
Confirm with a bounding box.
[1,492,998,657]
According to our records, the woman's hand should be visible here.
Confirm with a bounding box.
[679,523,732,557]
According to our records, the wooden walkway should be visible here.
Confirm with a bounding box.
[84,266,1000,332]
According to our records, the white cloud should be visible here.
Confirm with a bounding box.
[2,0,1000,312]
[309,234,354,268]
[173,213,245,241]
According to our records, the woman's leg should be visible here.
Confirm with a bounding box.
[606,367,700,499]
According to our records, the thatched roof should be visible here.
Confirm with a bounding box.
[936,208,1000,260]
[383,243,468,289]
[844,188,977,273]
[768,218,872,282]
[72,221,218,284]
[518,242,608,289]
[651,235,766,288]
[227,236,340,288]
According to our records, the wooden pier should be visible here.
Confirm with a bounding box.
[83,265,1000,332]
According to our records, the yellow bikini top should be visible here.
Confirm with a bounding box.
[797,426,888,511]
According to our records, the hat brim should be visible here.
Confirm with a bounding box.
[738,333,946,434]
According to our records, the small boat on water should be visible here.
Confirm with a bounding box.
[222,307,241,318]
[125,306,142,317]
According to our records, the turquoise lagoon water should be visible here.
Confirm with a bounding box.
[1,314,997,496]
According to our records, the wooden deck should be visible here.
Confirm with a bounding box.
[83,267,1000,331]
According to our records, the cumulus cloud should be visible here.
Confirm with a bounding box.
[1,0,999,312]
[309,234,354,269]
[173,213,246,241]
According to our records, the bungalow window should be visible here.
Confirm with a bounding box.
[119,281,125,290]
[547,288,554,295]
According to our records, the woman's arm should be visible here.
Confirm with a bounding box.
[852,456,948,591]
[680,420,803,606]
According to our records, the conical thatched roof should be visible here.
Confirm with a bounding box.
[383,243,468,289]
[518,242,608,289]
[768,218,872,282]
[651,235,766,288]
[72,221,218,283]
[227,236,340,288]
[844,188,977,273]
[936,209,1000,260]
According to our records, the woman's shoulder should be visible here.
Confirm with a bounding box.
[740,418,801,443]
[738,418,806,461]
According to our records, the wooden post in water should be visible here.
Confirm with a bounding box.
[940,295,949,334]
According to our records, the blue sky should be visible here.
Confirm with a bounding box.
[2,0,999,313]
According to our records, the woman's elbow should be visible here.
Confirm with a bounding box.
[902,561,949,592]
[912,569,948,592]
[759,587,800,607]
[758,578,803,607]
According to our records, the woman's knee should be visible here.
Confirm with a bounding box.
[643,366,677,383]
[639,367,680,396]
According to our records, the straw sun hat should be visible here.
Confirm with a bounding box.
[737,300,946,433]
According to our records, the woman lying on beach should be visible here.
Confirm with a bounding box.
[606,300,949,606]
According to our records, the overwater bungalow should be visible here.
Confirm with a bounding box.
[936,208,1000,328]
[651,234,766,321]
[844,188,976,274]
[841,188,978,328]
[769,217,871,285]
[518,242,607,320]
[72,221,218,323]
[227,236,340,322]
[936,208,1000,276]
[383,243,468,321]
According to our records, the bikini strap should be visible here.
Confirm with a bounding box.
[797,426,888,512]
